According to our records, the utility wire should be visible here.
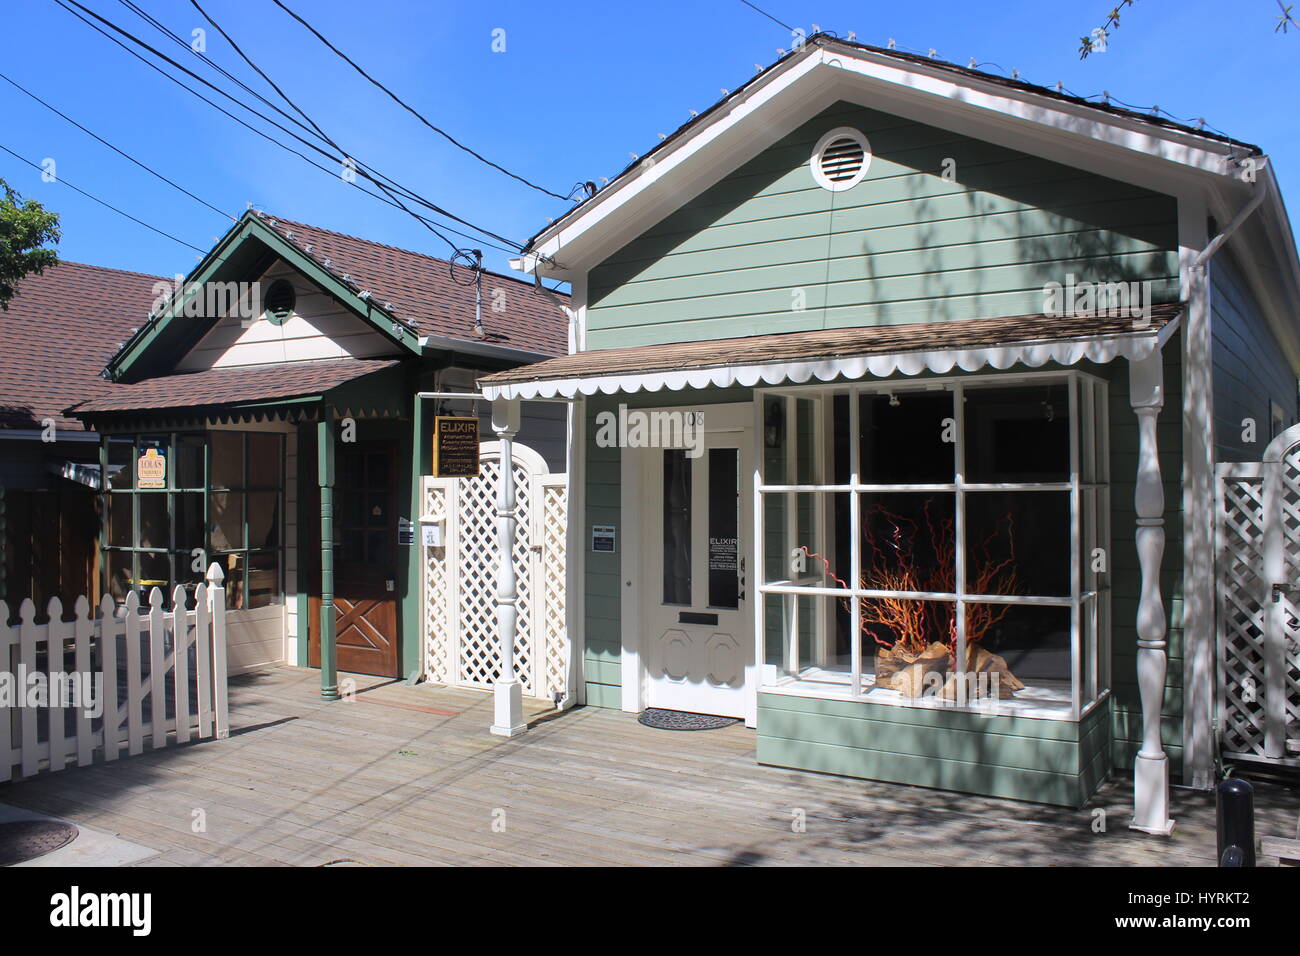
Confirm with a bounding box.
[268,0,570,201]
[0,141,208,254]
[127,0,533,247]
[65,0,517,253]
[0,68,235,222]
[54,0,524,252]
[738,0,795,33]
[186,0,462,256]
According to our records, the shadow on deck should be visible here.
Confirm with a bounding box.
[1,665,1296,866]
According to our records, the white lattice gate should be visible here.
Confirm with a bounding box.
[1216,422,1300,766]
[420,442,569,700]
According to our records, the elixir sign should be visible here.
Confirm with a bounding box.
[432,416,480,477]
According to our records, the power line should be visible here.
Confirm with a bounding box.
[0,68,235,222]
[268,0,571,202]
[0,141,208,254]
[53,0,524,252]
[738,0,795,34]
[186,0,462,256]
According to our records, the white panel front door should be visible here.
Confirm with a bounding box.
[639,405,753,718]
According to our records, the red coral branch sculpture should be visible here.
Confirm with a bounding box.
[800,497,1019,655]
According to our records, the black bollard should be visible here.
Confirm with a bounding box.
[1216,777,1256,867]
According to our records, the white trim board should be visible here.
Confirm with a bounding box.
[517,43,1254,283]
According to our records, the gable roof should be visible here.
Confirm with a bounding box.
[258,214,568,354]
[107,211,568,382]
[534,34,1259,254]
[0,261,160,432]
[516,33,1290,291]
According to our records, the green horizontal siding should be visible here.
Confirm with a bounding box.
[758,692,1113,806]
[587,101,1179,350]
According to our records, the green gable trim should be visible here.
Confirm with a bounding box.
[107,212,420,383]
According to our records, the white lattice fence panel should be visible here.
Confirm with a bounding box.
[540,477,568,698]
[1278,443,1300,743]
[421,479,453,685]
[455,457,537,694]
[1216,471,1268,757]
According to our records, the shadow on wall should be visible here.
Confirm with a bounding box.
[587,101,1180,333]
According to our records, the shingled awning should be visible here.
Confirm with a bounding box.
[67,357,401,415]
[478,304,1182,401]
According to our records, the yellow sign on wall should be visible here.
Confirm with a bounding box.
[432,416,480,477]
[137,447,167,488]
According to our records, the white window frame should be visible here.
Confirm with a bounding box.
[753,369,1111,721]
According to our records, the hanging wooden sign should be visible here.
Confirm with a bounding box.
[432,416,480,477]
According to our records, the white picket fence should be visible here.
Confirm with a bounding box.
[1,563,230,782]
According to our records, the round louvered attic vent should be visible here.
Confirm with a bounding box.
[263,278,296,324]
[810,127,871,192]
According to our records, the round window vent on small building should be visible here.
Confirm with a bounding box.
[810,127,871,192]
[263,278,296,323]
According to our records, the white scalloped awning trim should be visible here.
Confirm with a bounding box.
[481,326,1175,402]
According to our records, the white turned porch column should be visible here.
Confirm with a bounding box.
[1129,352,1175,835]
[490,398,527,737]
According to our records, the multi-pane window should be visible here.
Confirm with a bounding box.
[758,372,1109,719]
[101,431,284,610]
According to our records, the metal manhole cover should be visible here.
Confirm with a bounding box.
[0,820,80,866]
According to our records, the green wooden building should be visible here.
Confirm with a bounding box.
[479,36,1300,823]
[68,211,569,696]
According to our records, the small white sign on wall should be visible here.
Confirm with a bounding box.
[592,525,616,553]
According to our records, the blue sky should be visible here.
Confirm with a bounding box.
[4,0,1297,280]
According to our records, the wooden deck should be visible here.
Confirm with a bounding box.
[1,665,1296,866]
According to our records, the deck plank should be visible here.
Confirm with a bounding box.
[2,665,1294,866]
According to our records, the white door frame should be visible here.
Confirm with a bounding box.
[619,401,758,726]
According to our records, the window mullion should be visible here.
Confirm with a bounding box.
[849,388,861,699]
[953,382,967,706]
[1069,374,1082,719]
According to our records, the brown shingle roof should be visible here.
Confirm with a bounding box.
[257,214,567,355]
[479,303,1182,388]
[0,261,160,431]
[69,357,400,414]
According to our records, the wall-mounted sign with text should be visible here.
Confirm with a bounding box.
[136,447,167,489]
[432,416,480,477]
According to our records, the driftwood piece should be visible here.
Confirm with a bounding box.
[940,645,1024,700]
[876,642,948,697]
[876,641,1025,700]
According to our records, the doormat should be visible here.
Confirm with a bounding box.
[637,708,739,731]
[0,820,79,866]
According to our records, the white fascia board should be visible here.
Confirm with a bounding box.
[480,328,1169,402]
[522,45,1248,279]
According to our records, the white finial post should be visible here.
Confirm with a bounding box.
[206,562,229,738]
[1129,352,1174,834]
[490,398,527,737]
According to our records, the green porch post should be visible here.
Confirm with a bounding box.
[318,408,339,701]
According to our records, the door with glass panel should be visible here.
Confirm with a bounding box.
[640,407,753,718]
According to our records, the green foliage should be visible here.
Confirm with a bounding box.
[0,177,61,311]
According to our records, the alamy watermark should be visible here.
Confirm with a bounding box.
[594,405,706,458]
[150,275,263,323]
[0,666,103,719]
[1042,273,1154,328]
